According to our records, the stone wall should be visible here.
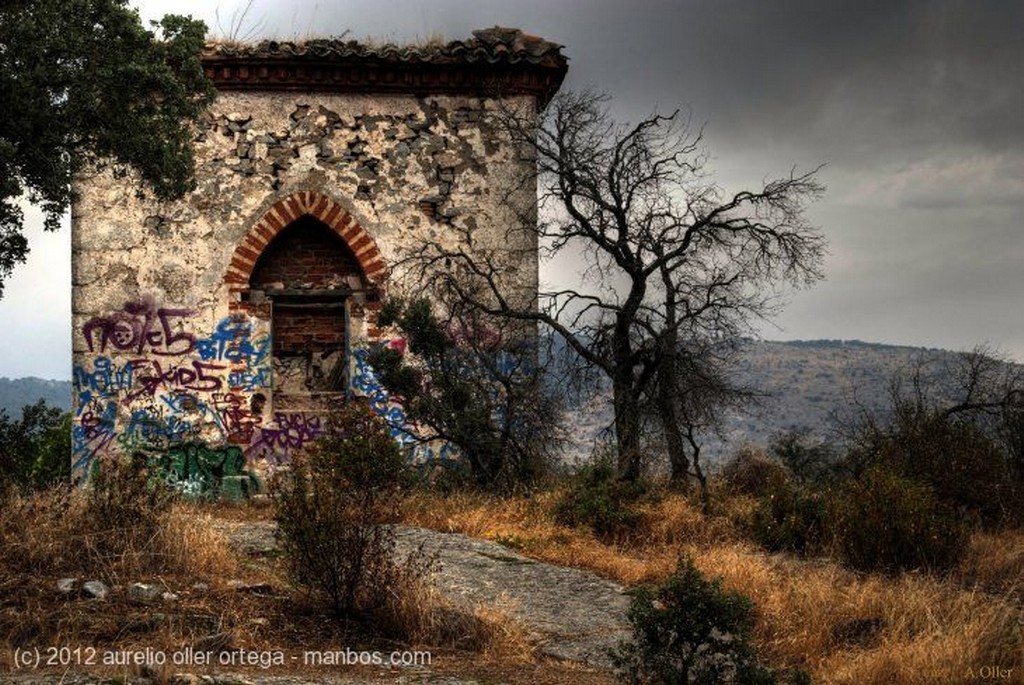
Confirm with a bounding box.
[71,91,540,494]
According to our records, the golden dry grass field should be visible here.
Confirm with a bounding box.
[402,488,1024,685]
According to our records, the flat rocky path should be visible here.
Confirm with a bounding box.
[225,521,631,668]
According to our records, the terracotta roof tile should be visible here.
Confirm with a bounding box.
[203,26,567,69]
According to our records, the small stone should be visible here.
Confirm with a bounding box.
[82,580,109,600]
[128,582,163,603]
[193,582,210,592]
[169,675,200,685]
[162,592,180,602]
[57,578,78,594]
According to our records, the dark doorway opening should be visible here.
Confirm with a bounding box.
[248,215,368,414]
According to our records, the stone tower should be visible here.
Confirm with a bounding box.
[70,28,567,494]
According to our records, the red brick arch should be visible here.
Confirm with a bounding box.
[224,191,387,287]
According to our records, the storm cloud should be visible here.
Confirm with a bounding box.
[2,0,1022,377]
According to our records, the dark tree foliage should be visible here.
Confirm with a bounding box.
[0,0,214,295]
[368,297,561,490]
[0,399,70,491]
[769,428,843,485]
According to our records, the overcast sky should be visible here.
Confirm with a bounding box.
[3,0,1023,379]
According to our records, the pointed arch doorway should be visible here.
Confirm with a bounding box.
[248,214,367,413]
[224,193,388,420]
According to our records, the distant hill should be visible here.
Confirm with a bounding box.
[0,377,72,418]
[722,339,944,450]
[557,339,977,464]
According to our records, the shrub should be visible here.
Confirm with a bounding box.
[829,465,967,574]
[611,555,778,685]
[0,455,196,583]
[83,452,175,576]
[877,411,1021,527]
[368,297,562,491]
[553,451,647,542]
[273,402,413,618]
[718,445,789,498]
[749,481,829,556]
[769,429,842,485]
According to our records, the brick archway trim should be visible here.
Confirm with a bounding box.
[224,191,387,287]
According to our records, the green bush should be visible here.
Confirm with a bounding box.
[876,411,1020,527]
[611,555,779,685]
[553,451,646,541]
[0,400,70,492]
[273,402,413,618]
[750,481,829,556]
[829,465,967,574]
[369,297,562,491]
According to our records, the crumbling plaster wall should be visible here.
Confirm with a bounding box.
[71,91,539,492]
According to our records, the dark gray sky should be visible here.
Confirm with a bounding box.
[4,0,1023,378]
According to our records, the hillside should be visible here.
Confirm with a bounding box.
[560,338,969,464]
[0,377,71,417]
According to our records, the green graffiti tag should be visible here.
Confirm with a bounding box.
[148,443,260,500]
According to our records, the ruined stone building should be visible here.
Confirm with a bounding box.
[71,28,567,495]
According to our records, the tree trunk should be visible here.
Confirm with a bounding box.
[658,366,690,488]
[657,261,689,488]
[613,371,643,482]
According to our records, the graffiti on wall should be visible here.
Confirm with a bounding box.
[73,301,275,493]
[82,298,195,356]
[150,443,257,499]
[351,343,458,465]
[73,299,459,494]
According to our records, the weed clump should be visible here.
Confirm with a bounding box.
[553,452,647,542]
[749,481,829,556]
[718,445,790,498]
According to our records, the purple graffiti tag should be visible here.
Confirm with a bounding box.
[210,392,262,445]
[126,359,225,400]
[246,412,323,460]
[82,299,195,356]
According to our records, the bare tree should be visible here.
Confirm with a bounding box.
[403,90,826,484]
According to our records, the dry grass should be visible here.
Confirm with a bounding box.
[955,528,1024,596]
[0,484,537,679]
[158,503,241,579]
[0,484,240,585]
[4,480,1019,684]
[401,488,1024,685]
[380,569,534,659]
